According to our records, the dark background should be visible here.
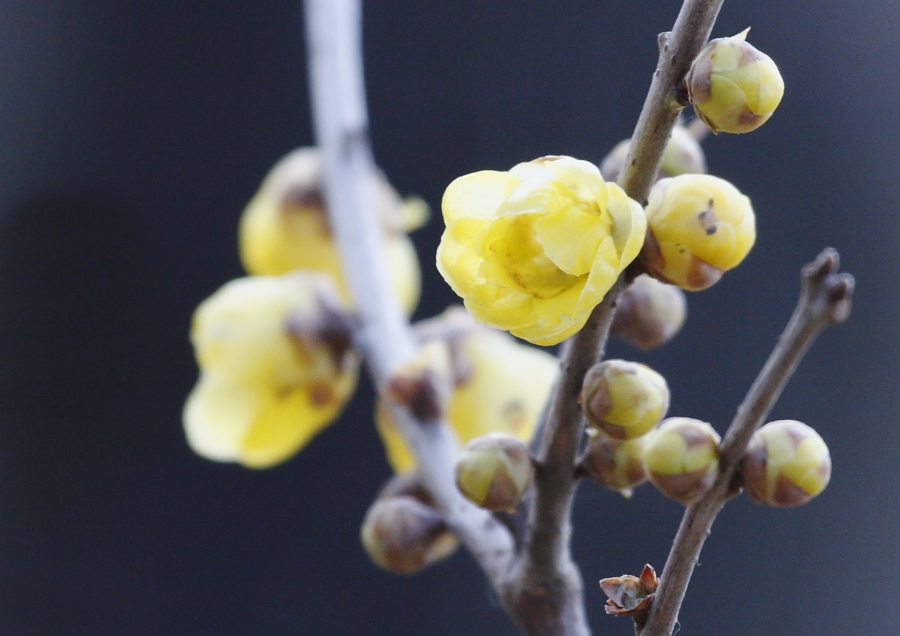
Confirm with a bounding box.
[0,1,898,635]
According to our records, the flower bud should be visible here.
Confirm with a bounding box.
[581,360,669,440]
[642,417,720,503]
[600,125,707,183]
[360,496,458,574]
[687,29,785,134]
[641,174,755,291]
[741,420,831,507]
[611,275,687,350]
[580,433,648,497]
[455,433,534,511]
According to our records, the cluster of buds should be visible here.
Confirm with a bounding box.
[578,360,669,497]
[183,272,359,468]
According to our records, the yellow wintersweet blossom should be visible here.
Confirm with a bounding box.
[239,147,427,315]
[436,156,646,346]
[184,272,359,468]
[642,174,756,291]
[376,309,558,472]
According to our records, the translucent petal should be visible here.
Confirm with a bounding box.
[442,171,520,223]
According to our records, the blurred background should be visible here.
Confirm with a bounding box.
[0,1,897,634]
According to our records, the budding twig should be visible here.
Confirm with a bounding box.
[638,249,854,636]
[304,0,514,591]
[510,0,726,633]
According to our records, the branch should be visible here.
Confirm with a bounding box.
[505,1,726,633]
[638,249,854,636]
[619,0,726,206]
[303,0,514,590]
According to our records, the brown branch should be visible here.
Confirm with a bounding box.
[304,0,515,591]
[619,0,726,206]
[504,1,727,633]
[638,249,854,636]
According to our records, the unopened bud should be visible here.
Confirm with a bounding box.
[581,361,669,440]
[455,433,534,511]
[580,434,648,497]
[641,174,756,291]
[643,417,720,504]
[611,275,687,350]
[741,420,831,507]
[360,496,458,574]
[600,125,706,183]
[687,29,785,134]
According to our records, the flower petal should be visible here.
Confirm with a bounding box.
[605,182,647,271]
[442,171,520,224]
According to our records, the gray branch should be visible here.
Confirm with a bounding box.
[504,0,726,633]
[304,0,514,591]
[638,249,854,636]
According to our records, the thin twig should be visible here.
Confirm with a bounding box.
[304,0,514,590]
[638,249,854,636]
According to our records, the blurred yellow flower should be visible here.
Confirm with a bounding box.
[239,147,427,314]
[376,309,558,472]
[437,156,645,346]
[184,272,359,468]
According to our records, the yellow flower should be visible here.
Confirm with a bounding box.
[436,156,646,346]
[687,29,785,134]
[641,174,756,291]
[239,147,427,314]
[184,272,359,468]
[376,309,558,472]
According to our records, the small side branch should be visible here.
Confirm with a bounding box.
[304,0,514,590]
[638,249,854,636]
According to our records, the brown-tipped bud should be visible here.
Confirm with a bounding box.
[642,417,720,504]
[741,420,831,507]
[580,434,648,497]
[384,341,453,421]
[581,361,670,441]
[611,275,687,350]
[641,175,756,292]
[360,496,458,574]
[455,433,534,511]
[686,29,785,134]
